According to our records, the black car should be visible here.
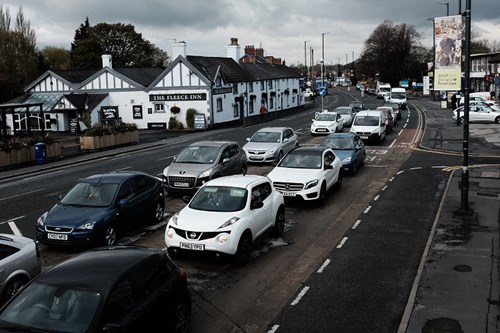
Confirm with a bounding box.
[36,171,165,248]
[0,246,191,333]
[348,100,365,113]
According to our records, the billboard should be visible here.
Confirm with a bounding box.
[434,15,463,91]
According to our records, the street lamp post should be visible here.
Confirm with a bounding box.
[321,32,329,112]
[437,2,450,16]
[304,40,310,81]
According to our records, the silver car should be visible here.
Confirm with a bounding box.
[0,234,41,305]
[163,140,248,194]
[242,127,299,164]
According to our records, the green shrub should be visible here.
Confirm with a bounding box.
[168,117,184,130]
[186,108,198,129]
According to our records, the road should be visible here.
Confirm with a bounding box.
[0,88,480,333]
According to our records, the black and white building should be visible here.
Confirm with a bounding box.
[3,38,304,133]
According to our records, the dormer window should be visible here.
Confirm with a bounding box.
[216,75,222,87]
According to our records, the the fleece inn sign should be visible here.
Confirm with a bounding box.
[149,93,207,101]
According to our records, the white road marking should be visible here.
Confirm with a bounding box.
[336,237,348,248]
[317,258,331,273]
[291,286,310,306]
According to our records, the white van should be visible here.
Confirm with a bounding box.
[377,83,391,101]
[389,87,408,110]
[350,110,387,145]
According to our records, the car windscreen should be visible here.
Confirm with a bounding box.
[60,182,118,207]
[392,92,406,99]
[322,138,354,150]
[175,146,220,164]
[353,115,379,126]
[278,152,322,169]
[250,131,281,143]
[335,108,352,114]
[315,113,336,121]
[189,186,248,212]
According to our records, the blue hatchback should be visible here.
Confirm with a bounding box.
[36,171,165,248]
[319,132,366,175]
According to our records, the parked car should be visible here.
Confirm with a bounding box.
[0,245,191,333]
[376,106,395,134]
[334,106,356,127]
[311,111,344,135]
[163,140,247,194]
[267,146,343,204]
[164,174,286,266]
[319,132,366,175]
[452,103,500,124]
[36,171,166,248]
[0,234,41,305]
[348,100,366,113]
[304,88,315,99]
[350,109,387,145]
[242,127,299,164]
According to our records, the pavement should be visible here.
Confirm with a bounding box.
[0,96,499,332]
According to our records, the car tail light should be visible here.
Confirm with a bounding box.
[35,241,41,261]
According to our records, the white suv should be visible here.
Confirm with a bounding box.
[267,146,343,204]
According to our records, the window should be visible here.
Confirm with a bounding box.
[268,81,273,89]
[249,99,254,114]
[216,75,222,87]
[233,83,239,94]
[260,81,265,90]
[249,83,254,93]
[233,103,238,117]
[270,97,274,109]
[216,98,223,112]
[283,128,292,140]
[154,103,165,113]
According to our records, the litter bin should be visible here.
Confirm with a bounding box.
[34,143,47,164]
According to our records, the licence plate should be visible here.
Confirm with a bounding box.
[174,182,190,187]
[48,233,68,240]
[180,242,204,251]
[317,129,327,132]
[281,191,296,197]
[360,135,369,140]
[250,156,263,160]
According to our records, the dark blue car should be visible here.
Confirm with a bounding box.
[36,171,165,248]
[319,132,366,175]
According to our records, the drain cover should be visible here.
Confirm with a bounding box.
[453,264,472,272]
[422,317,463,333]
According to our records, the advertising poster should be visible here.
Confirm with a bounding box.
[434,15,463,91]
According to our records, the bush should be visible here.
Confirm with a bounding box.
[0,133,56,152]
[168,117,184,130]
[81,122,137,137]
[186,108,198,129]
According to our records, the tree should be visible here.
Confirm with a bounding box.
[0,5,38,102]
[39,46,71,71]
[70,21,169,69]
[357,20,427,86]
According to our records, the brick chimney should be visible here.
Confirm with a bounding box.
[102,54,112,68]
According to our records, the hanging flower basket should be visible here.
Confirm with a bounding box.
[170,105,181,114]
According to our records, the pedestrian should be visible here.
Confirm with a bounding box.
[451,93,457,110]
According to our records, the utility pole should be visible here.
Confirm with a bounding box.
[321,32,329,112]
[304,40,310,81]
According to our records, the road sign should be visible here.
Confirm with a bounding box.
[319,88,326,96]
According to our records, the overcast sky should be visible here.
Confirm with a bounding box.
[2,0,499,67]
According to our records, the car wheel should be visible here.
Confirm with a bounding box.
[240,164,247,175]
[351,162,357,175]
[234,233,252,266]
[276,151,284,164]
[335,170,343,191]
[317,183,327,205]
[272,206,285,237]
[397,113,402,120]
[103,226,117,246]
[153,200,165,223]
[360,152,366,166]
[495,116,500,124]
[170,298,191,333]
[1,277,27,304]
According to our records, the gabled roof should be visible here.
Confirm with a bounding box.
[187,55,255,83]
[65,93,108,110]
[52,70,97,84]
[114,68,164,87]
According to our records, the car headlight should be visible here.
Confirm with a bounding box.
[199,168,213,178]
[76,221,97,231]
[268,147,277,154]
[342,156,352,163]
[37,212,47,227]
[305,179,319,189]
[166,227,175,239]
[170,213,179,226]
[218,216,240,229]
[163,167,169,177]
[216,233,230,244]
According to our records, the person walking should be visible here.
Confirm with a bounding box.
[451,93,458,110]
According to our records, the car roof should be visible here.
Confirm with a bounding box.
[255,127,289,133]
[356,109,384,116]
[35,246,166,291]
[83,171,150,184]
[188,140,238,148]
[289,146,330,154]
[202,174,269,188]
[323,132,357,139]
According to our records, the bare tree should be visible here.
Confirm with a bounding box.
[0,5,38,102]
